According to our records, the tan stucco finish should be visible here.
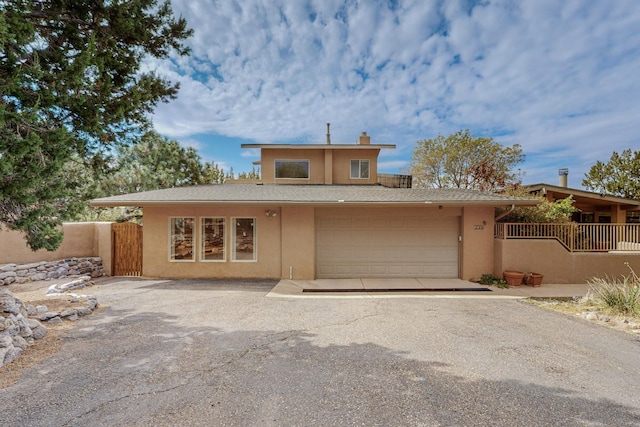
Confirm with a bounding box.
[258,147,382,184]
[461,207,495,280]
[139,204,497,280]
[331,149,379,184]
[0,222,112,272]
[494,239,640,283]
[280,206,315,279]
[142,205,282,279]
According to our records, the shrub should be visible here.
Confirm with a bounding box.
[479,273,509,288]
[496,186,578,223]
[587,264,640,314]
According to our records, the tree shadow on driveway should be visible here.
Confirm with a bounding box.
[1,304,639,427]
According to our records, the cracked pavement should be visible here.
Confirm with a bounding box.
[1,277,640,426]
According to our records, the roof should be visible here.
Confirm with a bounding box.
[241,143,396,150]
[91,184,538,207]
[525,183,640,210]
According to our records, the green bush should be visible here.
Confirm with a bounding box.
[496,186,578,223]
[479,273,509,288]
[587,264,640,314]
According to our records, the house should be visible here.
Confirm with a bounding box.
[91,129,536,280]
[525,170,640,224]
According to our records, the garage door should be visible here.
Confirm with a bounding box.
[316,213,460,278]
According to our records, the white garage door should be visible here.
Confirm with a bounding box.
[316,213,460,278]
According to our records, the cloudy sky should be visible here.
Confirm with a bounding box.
[145,0,640,188]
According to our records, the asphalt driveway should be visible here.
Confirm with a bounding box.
[1,278,639,426]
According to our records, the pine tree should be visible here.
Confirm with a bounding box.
[0,1,192,249]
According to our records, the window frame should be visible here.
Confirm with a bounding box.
[350,159,370,179]
[169,217,196,262]
[199,217,226,262]
[274,159,310,179]
[231,217,257,262]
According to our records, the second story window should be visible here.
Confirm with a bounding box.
[350,159,370,179]
[275,160,309,179]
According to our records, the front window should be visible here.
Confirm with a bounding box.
[350,159,370,179]
[275,160,309,179]
[169,217,195,261]
[232,217,257,261]
[201,217,225,261]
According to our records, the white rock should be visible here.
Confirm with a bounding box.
[29,272,47,281]
[0,335,13,348]
[12,335,28,350]
[3,346,22,364]
[0,264,17,272]
[32,325,47,340]
[585,312,599,321]
[39,312,60,321]
[46,284,60,295]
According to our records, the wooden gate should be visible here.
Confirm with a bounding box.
[112,222,143,276]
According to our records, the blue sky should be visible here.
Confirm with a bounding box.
[144,0,640,189]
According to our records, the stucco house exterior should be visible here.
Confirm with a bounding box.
[91,131,535,280]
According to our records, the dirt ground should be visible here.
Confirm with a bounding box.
[1,279,103,389]
[528,298,640,334]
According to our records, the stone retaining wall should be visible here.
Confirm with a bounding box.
[0,288,99,368]
[0,290,48,367]
[0,257,104,286]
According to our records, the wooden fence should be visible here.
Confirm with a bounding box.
[495,223,640,252]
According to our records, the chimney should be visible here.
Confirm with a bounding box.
[558,168,568,188]
[357,131,370,145]
[326,123,331,145]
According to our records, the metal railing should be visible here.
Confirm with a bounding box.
[377,173,413,188]
[495,223,640,252]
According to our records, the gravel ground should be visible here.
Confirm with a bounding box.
[1,277,639,426]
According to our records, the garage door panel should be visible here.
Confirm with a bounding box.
[317,214,460,278]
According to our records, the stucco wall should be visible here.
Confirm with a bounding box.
[281,206,315,279]
[142,205,282,279]
[461,207,495,280]
[139,204,505,280]
[331,149,380,184]
[260,148,326,184]
[259,147,382,184]
[494,239,640,283]
[0,223,112,272]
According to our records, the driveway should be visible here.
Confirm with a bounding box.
[1,277,639,426]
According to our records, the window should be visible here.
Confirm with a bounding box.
[350,159,370,179]
[200,217,225,261]
[232,217,257,261]
[169,217,195,261]
[275,160,309,179]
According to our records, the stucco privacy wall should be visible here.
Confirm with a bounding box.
[0,222,112,274]
[494,239,640,283]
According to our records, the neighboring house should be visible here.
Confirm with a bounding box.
[91,131,535,280]
[525,170,640,224]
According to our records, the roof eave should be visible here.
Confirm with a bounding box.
[90,199,538,208]
[241,143,396,149]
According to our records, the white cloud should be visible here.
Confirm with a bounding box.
[150,0,640,185]
[240,148,260,159]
